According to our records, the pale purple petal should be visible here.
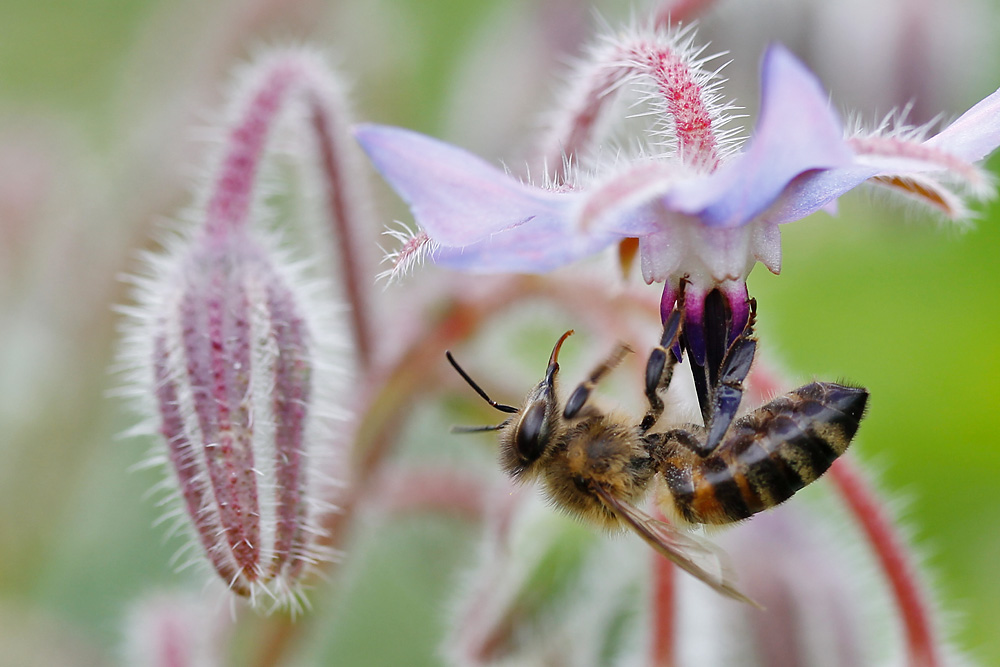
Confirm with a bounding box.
[355,124,573,247]
[767,88,1000,223]
[431,211,620,273]
[576,161,684,237]
[639,229,684,283]
[666,44,855,228]
[925,87,1000,163]
[761,165,878,224]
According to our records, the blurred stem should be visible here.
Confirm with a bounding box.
[652,0,719,27]
[651,553,677,667]
[251,616,296,667]
[829,458,941,667]
[373,465,489,522]
[309,96,376,368]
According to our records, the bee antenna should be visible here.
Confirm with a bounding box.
[451,420,511,434]
[446,351,519,414]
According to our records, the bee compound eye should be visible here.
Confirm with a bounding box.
[514,400,549,464]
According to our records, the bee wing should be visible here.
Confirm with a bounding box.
[592,485,759,607]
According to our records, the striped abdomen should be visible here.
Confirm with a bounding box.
[656,382,868,525]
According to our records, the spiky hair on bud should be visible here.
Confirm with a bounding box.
[114,47,358,612]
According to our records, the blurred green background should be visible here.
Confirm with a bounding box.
[1,0,998,664]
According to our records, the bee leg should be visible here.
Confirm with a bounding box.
[701,306,758,455]
[640,305,683,432]
[563,343,633,419]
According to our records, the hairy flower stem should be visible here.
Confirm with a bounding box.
[308,96,376,368]
[208,54,375,365]
[829,459,941,667]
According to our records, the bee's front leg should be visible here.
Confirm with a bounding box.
[562,343,633,419]
[640,303,684,433]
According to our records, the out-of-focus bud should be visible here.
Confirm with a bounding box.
[144,229,340,604]
[445,470,968,666]
[444,487,619,666]
[677,504,875,666]
[121,591,230,667]
[117,49,356,609]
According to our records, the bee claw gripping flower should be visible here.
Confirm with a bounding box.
[117,50,357,609]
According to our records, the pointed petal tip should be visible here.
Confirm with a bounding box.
[761,42,794,68]
[352,122,392,151]
[353,123,428,153]
[758,43,836,121]
[926,86,1000,164]
[352,124,538,247]
[354,123,601,271]
[759,43,814,95]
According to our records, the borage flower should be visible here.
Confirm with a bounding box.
[356,22,1000,392]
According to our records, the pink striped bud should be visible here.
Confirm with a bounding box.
[117,49,357,609]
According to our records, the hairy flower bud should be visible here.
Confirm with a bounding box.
[117,49,357,609]
[148,231,333,602]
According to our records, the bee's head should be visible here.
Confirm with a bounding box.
[447,331,573,481]
[498,330,573,478]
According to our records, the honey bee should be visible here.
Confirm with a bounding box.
[446,292,868,604]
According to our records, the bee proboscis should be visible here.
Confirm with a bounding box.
[447,294,868,604]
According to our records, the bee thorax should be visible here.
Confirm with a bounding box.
[541,417,651,529]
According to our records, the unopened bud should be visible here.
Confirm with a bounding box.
[118,49,354,609]
[150,231,335,603]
